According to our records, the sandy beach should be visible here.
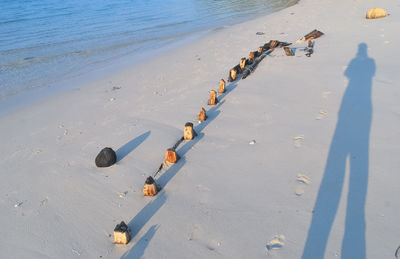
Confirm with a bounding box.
[1,0,400,258]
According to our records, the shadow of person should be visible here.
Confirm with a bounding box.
[116,131,151,162]
[302,43,375,259]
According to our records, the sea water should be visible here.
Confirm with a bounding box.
[0,0,297,102]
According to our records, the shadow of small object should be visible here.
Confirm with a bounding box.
[218,82,238,103]
[116,131,151,162]
[157,101,222,188]
[121,225,159,259]
[266,243,283,251]
[396,245,400,259]
[122,70,235,257]
[127,192,166,239]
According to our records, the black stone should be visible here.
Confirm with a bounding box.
[145,176,155,184]
[95,147,117,167]
[114,221,128,232]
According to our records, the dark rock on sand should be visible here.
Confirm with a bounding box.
[95,147,117,167]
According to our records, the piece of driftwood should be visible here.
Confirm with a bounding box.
[269,40,279,49]
[234,64,242,74]
[242,49,273,79]
[198,107,207,121]
[218,79,226,94]
[247,52,255,65]
[165,148,180,163]
[298,29,324,42]
[143,176,161,196]
[263,40,291,51]
[257,46,264,56]
[184,122,198,140]
[228,67,237,82]
[366,8,386,19]
[114,221,131,244]
[305,41,314,57]
[277,41,291,48]
[305,48,313,57]
[284,47,295,56]
[240,58,247,69]
[208,90,218,106]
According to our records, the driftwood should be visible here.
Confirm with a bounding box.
[305,40,314,57]
[218,79,226,94]
[256,46,264,57]
[184,122,197,140]
[228,67,238,82]
[263,40,291,51]
[198,107,207,121]
[240,58,247,69]
[114,221,131,244]
[143,176,162,196]
[247,52,255,65]
[242,49,273,79]
[298,29,324,42]
[208,90,218,106]
[165,148,180,163]
[284,47,295,56]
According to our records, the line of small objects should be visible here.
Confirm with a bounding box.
[110,29,324,245]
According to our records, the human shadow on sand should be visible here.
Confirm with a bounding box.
[116,131,151,162]
[302,43,375,259]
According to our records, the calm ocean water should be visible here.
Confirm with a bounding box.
[0,0,297,101]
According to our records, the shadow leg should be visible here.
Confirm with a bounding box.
[302,131,348,259]
[342,141,369,259]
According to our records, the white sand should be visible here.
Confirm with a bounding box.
[1,0,400,258]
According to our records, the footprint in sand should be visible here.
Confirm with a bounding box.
[187,223,202,241]
[315,110,328,120]
[322,91,331,99]
[266,234,285,251]
[40,197,48,206]
[295,173,311,196]
[196,184,210,192]
[293,135,304,148]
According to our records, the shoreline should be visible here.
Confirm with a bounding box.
[1,0,400,258]
[0,28,211,117]
[0,0,297,117]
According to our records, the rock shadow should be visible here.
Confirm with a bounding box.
[121,225,159,259]
[116,131,151,162]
